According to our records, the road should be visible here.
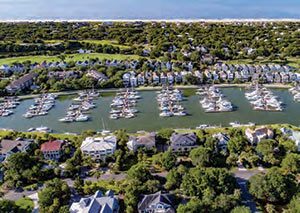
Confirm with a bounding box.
[3,172,127,201]
[234,168,265,213]
[3,170,168,202]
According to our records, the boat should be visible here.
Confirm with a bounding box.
[36,126,52,133]
[196,124,209,129]
[173,111,187,116]
[124,113,135,119]
[110,114,119,119]
[27,128,35,132]
[159,111,173,117]
[75,114,89,122]
[59,117,74,122]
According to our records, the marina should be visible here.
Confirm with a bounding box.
[289,85,300,102]
[157,87,187,117]
[109,88,140,119]
[23,94,57,118]
[0,97,20,117]
[0,88,300,133]
[245,85,284,111]
[197,86,234,112]
[59,90,99,122]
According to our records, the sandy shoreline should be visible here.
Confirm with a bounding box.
[0,18,299,23]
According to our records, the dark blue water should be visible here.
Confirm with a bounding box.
[0,0,299,20]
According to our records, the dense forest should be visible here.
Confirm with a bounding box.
[0,21,299,61]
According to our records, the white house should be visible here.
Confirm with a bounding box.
[81,136,117,161]
[70,190,119,213]
[245,127,274,145]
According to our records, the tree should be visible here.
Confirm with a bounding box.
[265,204,277,213]
[74,176,84,195]
[124,163,161,213]
[230,206,251,213]
[227,136,248,155]
[256,139,281,166]
[165,165,187,190]
[0,200,19,213]
[184,74,199,85]
[4,152,41,188]
[248,167,297,204]
[161,150,177,171]
[157,128,174,144]
[180,167,238,199]
[65,149,83,176]
[38,178,71,213]
[189,146,212,167]
[281,153,300,174]
[127,163,151,183]
[285,193,300,213]
[115,129,129,150]
[177,199,206,213]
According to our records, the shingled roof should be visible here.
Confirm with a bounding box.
[138,191,175,213]
[41,140,64,152]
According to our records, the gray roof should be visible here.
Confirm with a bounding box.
[0,139,31,155]
[170,132,197,147]
[70,190,119,213]
[6,72,37,89]
[138,191,175,213]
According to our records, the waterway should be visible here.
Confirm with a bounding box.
[0,88,299,133]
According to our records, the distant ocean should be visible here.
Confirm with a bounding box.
[0,0,299,20]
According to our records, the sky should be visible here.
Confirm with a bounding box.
[0,0,299,20]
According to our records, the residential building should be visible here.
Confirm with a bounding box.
[137,73,145,85]
[41,140,65,161]
[170,132,198,152]
[0,64,10,73]
[81,136,117,161]
[213,133,230,152]
[138,191,175,213]
[6,72,37,94]
[280,128,300,151]
[0,139,32,162]
[86,70,108,82]
[48,71,80,80]
[130,76,138,87]
[123,73,131,87]
[70,190,119,213]
[127,132,156,152]
[245,127,274,145]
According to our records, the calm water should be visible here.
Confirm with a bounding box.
[0,88,300,133]
[0,0,299,20]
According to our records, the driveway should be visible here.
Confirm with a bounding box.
[28,193,39,213]
[233,168,265,213]
[3,189,39,201]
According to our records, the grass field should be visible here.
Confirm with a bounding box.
[82,40,131,49]
[44,39,132,50]
[16,197,34,213]
[0,53,142,65]
[225,57,300,69]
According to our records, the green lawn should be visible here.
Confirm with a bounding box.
[43,39,132,50]
[0,53,142,65]
[82,40,131,50]
[225,57,300,69]
[15,197,34,213]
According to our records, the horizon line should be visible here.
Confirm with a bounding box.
[0,18,300,23]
